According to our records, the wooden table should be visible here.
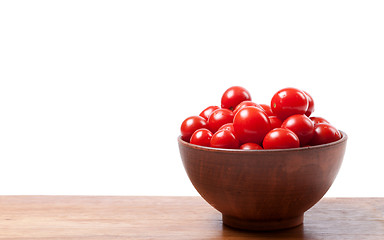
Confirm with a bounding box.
[0,196,383,239]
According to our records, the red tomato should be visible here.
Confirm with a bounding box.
[268,116,282,129]
[240,143,263,150]
[304,91,315,117]
[233,101,264,115]
[262,128,300,149]
[310,123,341,146]
[271,87,308,120]
[190,128,213,147]
[259,104,275,116]
[180,116,207,142]
[233,106,271,144]
[310,116,330,126]
[281,114,314,146]
[221,86,251,110]
[207,109,234,133]
[218,123,235,135]
[210,129,239,149]
[199,105,220,120]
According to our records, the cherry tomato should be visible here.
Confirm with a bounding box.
[262,128,300,149]
[310,123,341,146]
[310,116,330,126]
[190,128,213,147]
[281,114,314,146]
[240,143,263,150]
[233,106,271,144]
[259,104,275,116]
[218,123,235,135]
[180,116,207,142]
[268,116,282,129]
[199,105,220,120]
[271,87,308,120]
[304,91,315,117]
[210,129,239,149]
[233,101,264,116]
[221,86,251,110]
[207,109,234,133]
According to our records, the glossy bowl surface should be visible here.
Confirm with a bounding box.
[178,131,347,231]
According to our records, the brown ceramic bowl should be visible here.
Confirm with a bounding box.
[178,131,347,231]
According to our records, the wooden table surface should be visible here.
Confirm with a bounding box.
[0,196,383,240]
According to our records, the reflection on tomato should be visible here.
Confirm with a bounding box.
[281,114,314,146]
[310,123,341,145]
[199,106,220,120]
[190,128,213,147]
[263,128,300,149]
[240,143,263,150]
[233,106,271,144]
[221,86,251,110]
[210,129,239,149]
[271,88,308,120]
[180,116,207,142]
[207,109,234,133]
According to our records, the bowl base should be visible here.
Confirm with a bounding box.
[222,214,303,231]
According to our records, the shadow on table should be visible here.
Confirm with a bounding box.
[220,223,308,239]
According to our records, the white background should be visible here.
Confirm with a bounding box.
[0,1,383,197]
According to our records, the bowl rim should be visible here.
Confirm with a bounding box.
[178,130,347,153]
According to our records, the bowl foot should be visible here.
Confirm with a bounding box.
[222,214,303,231]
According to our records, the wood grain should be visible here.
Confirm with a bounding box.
[0,196,383,239]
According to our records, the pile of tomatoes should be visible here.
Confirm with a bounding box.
[180,86,342,150]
